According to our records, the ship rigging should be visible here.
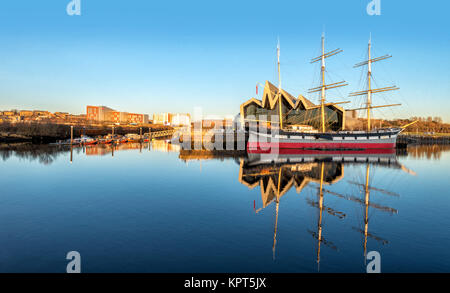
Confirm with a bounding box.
[246,34,404,150]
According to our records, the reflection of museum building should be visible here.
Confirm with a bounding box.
[240,81,346,131]
[239,159,344,208]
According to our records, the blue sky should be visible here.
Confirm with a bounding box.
[0,0,449,121]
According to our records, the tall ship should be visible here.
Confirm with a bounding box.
[245,35,407,151]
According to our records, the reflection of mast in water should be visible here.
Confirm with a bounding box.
[272,167,282,260]
[349,163,396,262]
[308,162,342,271]
[363,164,370,259]
[239,152,411,269]
[240,158,344,264]
[312,163,398,266]
[316,162,325,270]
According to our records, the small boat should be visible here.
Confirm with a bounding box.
[118,137,128,144]
[104,134,123,144]
[73,135,98,145]
[53,139,72,146]
[99,137,113,144]
[125,133,142,143]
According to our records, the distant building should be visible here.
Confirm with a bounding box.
[2,111,15,116]
[170,113,191,126]
[1,115,20,122]
[153,113,191,126]
[54,112,69,119]
[111,111,128,123]
[86,105,115,121]
[33,110,50,116]
[201,118,233,128]
[128,113,149,124]
[153,113,172,125]
[111,111,149,124]
[344,110,362,130]
[19,110,33,117]
[86,105,114,121]
[87,106,148,124]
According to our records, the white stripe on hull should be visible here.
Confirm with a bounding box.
[247,128,401,149]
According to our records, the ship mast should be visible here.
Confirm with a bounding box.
[367,38,373,131]
[309,34,347,132]
[277,39,283,129]
[320,36,326,133]
[349,36,401,131]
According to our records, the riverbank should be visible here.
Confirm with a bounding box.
[0,122,173,144]
[2,122,450,147]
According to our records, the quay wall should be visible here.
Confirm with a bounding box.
[397,134,450,148]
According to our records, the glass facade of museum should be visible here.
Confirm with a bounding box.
[242,99,344,131]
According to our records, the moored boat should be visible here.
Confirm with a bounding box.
[124,133,142,143]
[247,35,405,151]
[73,135,98,145]
[247,128,401,151]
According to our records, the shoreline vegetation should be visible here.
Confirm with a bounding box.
[0,122,172,144]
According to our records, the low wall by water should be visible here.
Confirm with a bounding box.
[397,134,450,147]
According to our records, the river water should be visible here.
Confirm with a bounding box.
[0,141,449,272]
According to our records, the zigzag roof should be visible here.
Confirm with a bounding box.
[240,80,346,130]
[242,81,321,111]
[238,162,344,209]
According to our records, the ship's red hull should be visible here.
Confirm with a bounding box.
[247,128,401,152]
[247,141,396,152]
[247,145,396,155]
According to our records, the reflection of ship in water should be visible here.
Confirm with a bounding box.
[240,155,344,210]
[77,140,180,157]
[151,140,181,153]
[84,143,147,156]
[67,140,180,163]
[239,151,413,270]
[178,149,246,163]
[1,142,447,166]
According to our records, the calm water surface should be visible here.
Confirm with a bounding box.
[0,142,449,272]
